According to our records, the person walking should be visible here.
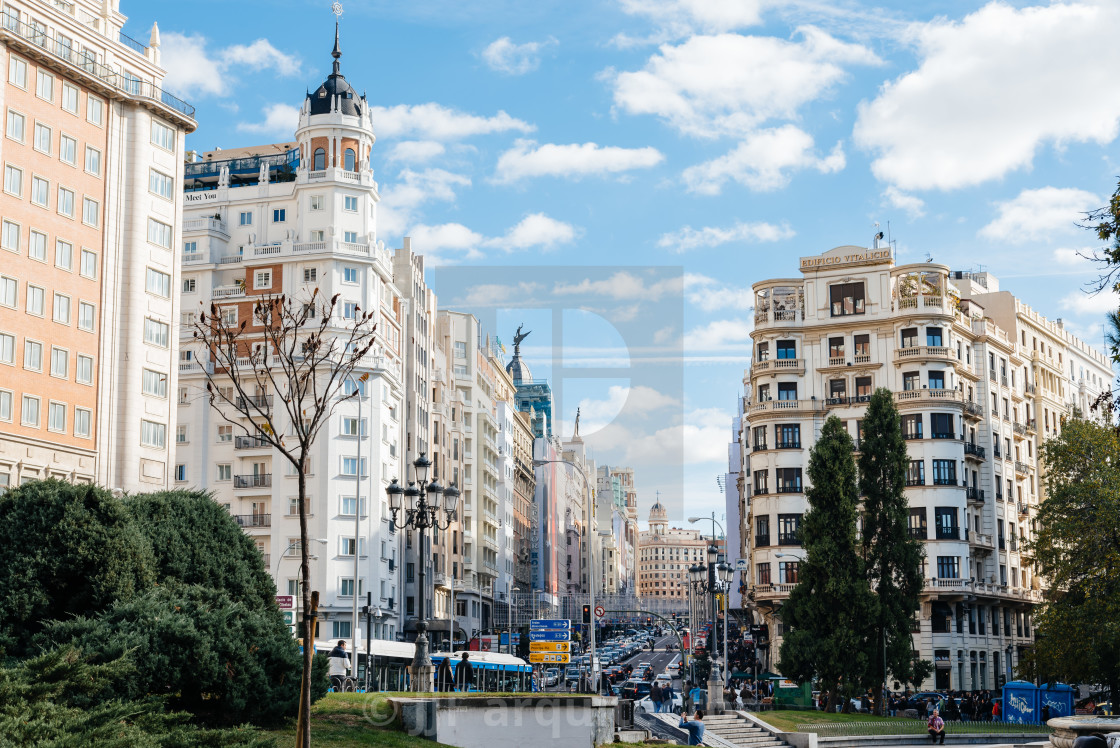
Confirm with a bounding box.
[928,709,946,745]
[678,709,706,746]
[436,657,454,692]
[662,682,675,713]
[456,653,475,692]
[650,682,663,713]
[328,640,351,692]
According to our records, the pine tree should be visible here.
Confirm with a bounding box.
[859,388,925,711]
[778,416,875,710]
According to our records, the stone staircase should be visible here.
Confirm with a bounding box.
[699,712,792,748]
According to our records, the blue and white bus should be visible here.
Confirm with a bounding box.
[314,640,535,692]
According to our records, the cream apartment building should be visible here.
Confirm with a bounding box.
[741,245,1110,690]
[0,0,194,492]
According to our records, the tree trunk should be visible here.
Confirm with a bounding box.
[296,466,312,748]
[825,689,838,713]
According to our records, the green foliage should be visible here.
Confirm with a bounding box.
[125,490,276,610]
[0,479,155,655]
[779,416,875,698]
[312,652,330,703]
[0,646,271,746]
[858,389,925,689]
[692,647,711,683]
[1027,417,1120,702]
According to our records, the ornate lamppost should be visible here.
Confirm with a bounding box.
[385,453,459,692]
[689,544,733,710]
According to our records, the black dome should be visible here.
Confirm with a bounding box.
[306,23,366,117]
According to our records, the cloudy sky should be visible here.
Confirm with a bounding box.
[135,0,1120,532]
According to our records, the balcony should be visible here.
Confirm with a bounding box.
[964,443,986,460]
[752,583,798,599]
[826,395,849,407]
[234,473,272,489]
[236,394,274,410]
[212,284,245,299]
[751,358,805,376]
[905,477,925,487]
[1025,383,1037,395]
[182,216,228,236]
[235,435,270,450]
[775,440,802,449]
[966,487,984,504]
[933,477,958,486]
[1026,418,1037,434]
[935,526,960,540]
[963,401,983,419]
[1017,502,1030,516]
[1013,422,1028,437]
[232,513,270,528]
[748,399,824,417]
[969,532,994,551]
[776,484,803,495]
[1014,461,1030,475]
[894,346,955,364]
[753,535,770,548]
[895,389,964,407]
[908,526,927,540]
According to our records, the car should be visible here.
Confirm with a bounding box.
[655,673,673,684]
[544,668,559,687]
[636,690,683,714]
[564,666,580,685]
[667,661,681,676]
[620,679,653,700]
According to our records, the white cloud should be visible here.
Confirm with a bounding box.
[570,385,680,434]
[386,141,447,163]
[683,274,755,312]
[370,103,534,141]
[236,103,301,136]
[682,125,844,194]
[482,37,555,75]
[610,27,881,138]
[618,0,766,34]
[854,2,1120,191]
[883,186,926,218]
[1053,247,1094,267]
[494,139,664,183]
[161,32,300,98]
[685,318,754,352]
[408,222,485,253]
[657,220,793,252]
[491,213,578,250]
[608,407,731,466]
[979,187,1100,243]
[552,271,681,301]
[378,168,471,238]
[1061,288,1120,316]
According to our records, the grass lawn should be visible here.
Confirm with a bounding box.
[755,710,1051,736]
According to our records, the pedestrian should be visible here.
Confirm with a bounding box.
[456,652,475,692]
[328,640,350,692]
[992,698,1001,721]
[678,709,706,746]
[436,657,454,692]
[928,709,946,745]
[651,682,663,713]
[663,682,675,713]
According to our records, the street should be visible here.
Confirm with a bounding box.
[538,634,682,692]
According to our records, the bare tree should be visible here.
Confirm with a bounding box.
[191,289,377,748]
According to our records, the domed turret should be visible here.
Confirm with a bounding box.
[649,497,667,535]
[306,23,366,117]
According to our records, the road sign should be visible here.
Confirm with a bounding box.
[530,619,570,630]
[594,605,605,618]
[529,630,571,642]
[529,653,570,664]
[275,595,294,609]
[499,633,521,645]
[529,641,570,653]
[735,558,749,571]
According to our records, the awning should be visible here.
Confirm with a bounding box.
[403,618,464,634]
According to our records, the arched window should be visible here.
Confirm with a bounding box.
[344,148,356,172]
[313,147,326,171]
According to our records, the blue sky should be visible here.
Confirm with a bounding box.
[136,0,1120,529]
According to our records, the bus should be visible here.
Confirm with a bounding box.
[314,640,534,693]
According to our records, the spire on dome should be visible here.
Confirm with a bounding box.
[332,21,341,75]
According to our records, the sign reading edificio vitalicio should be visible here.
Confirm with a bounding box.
[799,246,892,270]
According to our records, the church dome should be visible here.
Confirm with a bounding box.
[307,25,366,117]
[649,500,667,521]
[505,354,532,384]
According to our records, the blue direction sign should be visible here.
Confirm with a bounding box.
[530,619,570,630]
[528,630,571,642]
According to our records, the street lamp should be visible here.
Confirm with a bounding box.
[717,562,734,685]
[688,545,735,711]
[385,454,459,692]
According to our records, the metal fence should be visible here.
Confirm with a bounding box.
[799,720,1052,738]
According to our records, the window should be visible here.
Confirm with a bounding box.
[6,109,25,141]
[906,460,925,486]
[0,220,17,253]
[935,507,959,539]
[930,413,954,439]
[313,148,325,170]
[29,230,46,261]
[57,187,74,217]
[50,346,67,378]
[239,211,252,226]
[254,270,271,289]
[47,401,65,432]
[0,390,10,423]
[303,267,317,283]
[779,561,800,584]
[149,169,173,199]
[217,425,233,442]
[33,122,50,153]
[23,339,42,371]
[828,336,845,359]
[182,278,196,293]
[146,268,171,297]
[344,195,358,212]
[332,620,352,639]
[776,468,802,493]
[310,195,324,210]
[340,537,358,556]
[8,55,27,88]
[142,369,168,398]
[0,333,12,364]
[61,83,78,113]
[926,326,943,347]
[777,382,797,401]
[87,96,104,126]
[82,197,99,227]
[309,229,325,242]
[147,219,171,248]
[76,355,93,384]
[342,301,358,320]
[830,282,865,316]
[273,208,286,222]
[776,423,800,448]
[31,176,48,206]
[828,378,846,402]
[143,318,169,347]
[344,148,356,171]
[341,456,367,476]
[21,395,40,427]
[777,513,802,545]
[0,276,14,307]
[854,333,870,357]
[343,266,359,284]
[174,464,187,482]
[754,516,770,546]
[27,285,44,316]
[35,69,53,101]
[932,459,957,486]
[928,370,945,390]
[343,230,358,243]
[80,249,97,278]
[936,556,960,579]
[341,496,367,516]
[901,414,923,439]
[141,420,166,448]
[151,120,175,150]
[855,376,872,400]
[342,416,366,436]
[756,562,771,585]
[217,464,232,481]
[53,293,71,324]
[908,508,928,539]
[3,164,21,197]
[776,340,796,359]
[60,135,76,165]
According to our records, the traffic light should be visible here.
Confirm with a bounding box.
[582,604,591,624]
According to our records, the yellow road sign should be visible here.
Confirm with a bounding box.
[529,653,570,664]
[529,641,570,653]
